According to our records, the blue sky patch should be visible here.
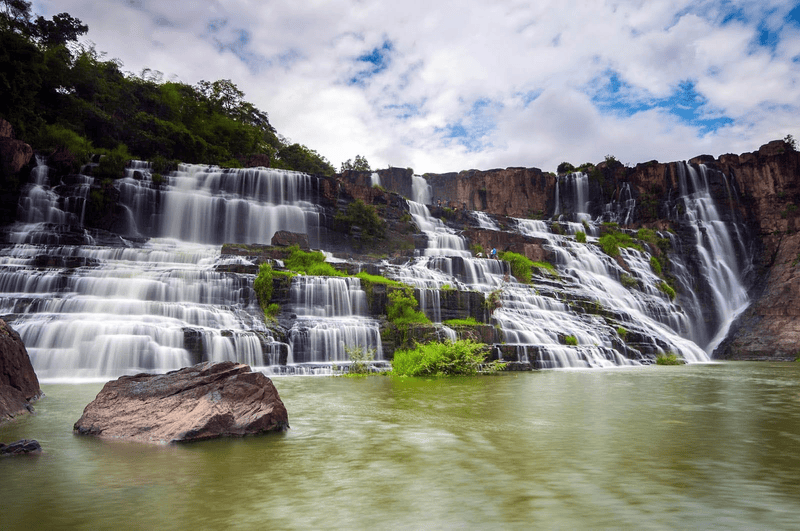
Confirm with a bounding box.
[591,71,733,134]
[436,99,502,152]
[349,40,393,85]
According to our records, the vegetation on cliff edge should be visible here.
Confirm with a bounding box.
[0,2,334,175]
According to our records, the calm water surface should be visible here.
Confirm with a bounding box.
[2,362,800,530]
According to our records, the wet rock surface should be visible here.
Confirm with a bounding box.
[0,439,42,456]
[0,319,41,422]
[74,361,289,444]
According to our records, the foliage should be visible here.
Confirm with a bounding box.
[150,155,178,175]
[616,326,628,341]
[391,340,502,377]
[531,261,558,278]
[650,256,662,275]
[345,345,376,375]
[93,144,133,180]
[0,7,333,174]
[334,199,386,244]
[387,290,431,326]
[355,271,405,288]
[785,134,797,151]
[265,303,280,319]
[499,251,533,283]
[598,230,643,257]
[564,335,578,346]
[284,246,344,277]
[636,228,657,246]
[443,317,481,327]
[620,274,638,288]
[485,287,503,314]
[557,162,575,174]
[253,263,274,313]
[470,243,485,256]
[340,154,371,172]
[658,281,676,300]
[575,230,587,243]
[655,352,683,365]
[551,221,563,235]
[33,123,93,167]
[274,143,335,176]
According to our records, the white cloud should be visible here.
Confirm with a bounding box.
[31,0,800,173]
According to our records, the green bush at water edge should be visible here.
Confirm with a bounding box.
[656,352,683,365]
[391,340,504,376]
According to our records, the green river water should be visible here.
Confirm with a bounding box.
[2,362,800,530]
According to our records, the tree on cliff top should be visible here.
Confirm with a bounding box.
[341,155,371,172]
[1,0,87,47]
[0,4,335,174]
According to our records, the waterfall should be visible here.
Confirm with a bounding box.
[672,162,750,352]
[118,163,322,246]
[0,162,337,379]
[555,172,591,222]
[287,276,383,364]
[0,155,754,377]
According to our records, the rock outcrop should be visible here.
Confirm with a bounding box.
[0,118,33,178]
[0,118,34,224]
[0,320,42,423]
[709,142,800,359]
[74,361,289,443]
[0,439,42,456]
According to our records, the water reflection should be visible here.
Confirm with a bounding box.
[2,363,800,529]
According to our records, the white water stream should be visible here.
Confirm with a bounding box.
[0,161,750,378]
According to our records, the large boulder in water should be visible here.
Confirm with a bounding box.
[0,320,42,423]
[74,361,289,444]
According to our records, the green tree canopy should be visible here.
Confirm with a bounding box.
[341,154,371,172]
[0,4,334,176]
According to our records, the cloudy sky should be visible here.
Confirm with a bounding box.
[32,0,800,174]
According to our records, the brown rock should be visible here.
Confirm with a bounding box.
[0,118,13,139]
[271,230,310,249]
[74,361,289,444]
[0,137,33,178]
[243,153,271,168]
[0,320,42,423]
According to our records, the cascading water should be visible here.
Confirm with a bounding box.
[670,162,750,352]
[287,276,383,368]
[388,177,704,368]
[118,163,322,246]
[555,172,591,222]
[0,155,753,377]
[0,161,344,379]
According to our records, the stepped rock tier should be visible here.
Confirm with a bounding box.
[0,140,798,379]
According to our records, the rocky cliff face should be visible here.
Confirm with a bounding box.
[0,319,41,422]
[0,118,34,225]
[368,140,800,360]
[709,141,800,359]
